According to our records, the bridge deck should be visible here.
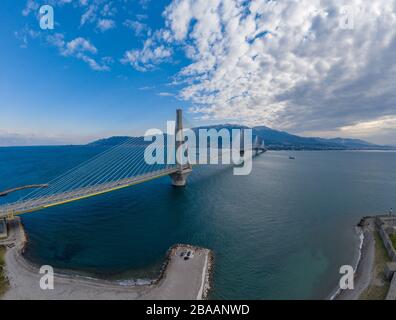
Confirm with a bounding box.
[0,167,179,218]
[0,146,265,218]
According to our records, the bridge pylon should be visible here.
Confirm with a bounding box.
[169,109,192,187]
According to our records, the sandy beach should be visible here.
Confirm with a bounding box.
[1,218,213,300]
[335,217,375,300]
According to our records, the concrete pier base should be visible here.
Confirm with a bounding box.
[169,168,192,187]
[2,219,214,300]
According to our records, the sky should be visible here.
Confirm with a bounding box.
[1,0,396,146]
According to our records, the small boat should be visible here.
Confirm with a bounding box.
[289,156,295,160]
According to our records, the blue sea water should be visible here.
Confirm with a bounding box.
[0,147,395,299]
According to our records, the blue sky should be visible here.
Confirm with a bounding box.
[1,0,190,145]
[1,0,396,145]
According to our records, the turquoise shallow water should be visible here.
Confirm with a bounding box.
[1,147,395,299]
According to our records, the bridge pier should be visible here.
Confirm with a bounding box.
[170,109,192,187]
[170,167,192,187]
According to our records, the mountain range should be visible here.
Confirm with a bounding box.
[88,125,395,151]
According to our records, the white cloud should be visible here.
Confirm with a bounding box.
[121,37,173,71]
[300,115,396,145]
[139,0,151,10]
[101,3,117,17]
[80,1,117,27]
[22,0,79,16]
[81,4,97,26]
[0,130,100,146]
[63,37,98,55]
[47,34,110,71]
[123,19,150,37]
[337,116,396,144]
[19,0,396,143]
[136,14,148,21]
[80,55,111,71]
[14,27,40,48]
[97,19,116,32]
[138,85,155,90]
[157,92,174,97]
[18,1,114,72]
[22,0,39,16]
[339,116,396,135]
[123,0,396,142]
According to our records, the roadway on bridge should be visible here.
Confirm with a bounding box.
[0,167,179,218]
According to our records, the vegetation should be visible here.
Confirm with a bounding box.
[0,245,8,297]
[390,234,396,251]
[360,231,390,300]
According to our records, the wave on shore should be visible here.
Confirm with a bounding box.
[329,226,364,300]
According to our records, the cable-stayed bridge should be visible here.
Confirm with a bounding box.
[0,110,265,219]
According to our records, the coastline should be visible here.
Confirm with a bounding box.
[334,217,376,300]
[1,215,390,300]
[329,225,365,300]
[1,218,214,300]
[0,245,7,296]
